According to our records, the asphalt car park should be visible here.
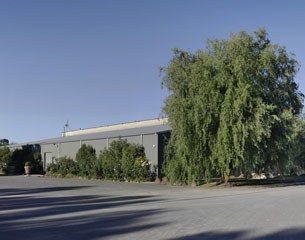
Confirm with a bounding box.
[1,176,305,240]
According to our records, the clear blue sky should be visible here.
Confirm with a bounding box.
[1,0,305,143]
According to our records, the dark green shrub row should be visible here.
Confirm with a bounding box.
[0,145,43,175]
[47,140,151,182]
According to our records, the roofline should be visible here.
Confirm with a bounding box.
[6,119,171,148]
[63,117,169,137]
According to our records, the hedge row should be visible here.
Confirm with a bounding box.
[0,145,43,174]
[46,140,152,182]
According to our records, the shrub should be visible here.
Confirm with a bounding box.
[46,162,59,174]
[11,145,42,174]
[96,149,113,179]
[11,149,24,174]
[46,156,78,177]
[98,140,151,182]
[134,155,150,181]
[32,151,43,174]
[76,144,97,177]
[121,144,150,181]
[56,156,79,176]
[108,140,127,180]
[97,140,128,180]
[121,144,138,181]
[0,147,11,173]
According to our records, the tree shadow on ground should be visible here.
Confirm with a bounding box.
[170,228,305,240]
[0,186,92,197]
[227,176,305,188]
[0,187,170,240]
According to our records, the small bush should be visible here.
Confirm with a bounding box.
[46,162,59,174]
[46,157,78,177]
[108,140,127,180]
[121,144,150,181]
[98,140,151,182]
[0,147,12,173]
[10,145,43,174]
[96,140,128,180]
[56,157,79,176]
[32,151,43,174]
[76,144,97,177]
[97,149,114,179]
[134,156,150,181]
[121,144,137,181]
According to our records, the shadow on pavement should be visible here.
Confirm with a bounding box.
[0,186,92,197]
[0,186,169,240]
[228,177,305,188]
[170,228,305,240]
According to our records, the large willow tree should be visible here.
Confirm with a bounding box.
[162,29,303,184]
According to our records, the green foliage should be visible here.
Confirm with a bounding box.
[0,147,12,172]
[45,141,151,181]
[54,156,79,176]
[121,144,137,181]
[11,145,42,174]
[134,156,150,181]
[97,148,115,179]
[75,144,97,177]
[32,151,43,174]
[107,140,125,180]
[97,140,151,181]
[11,149,27,173]
[163,141,189,184]
[46,162,59,174]
[24,161,31,167]
[121,144,149,181]
[286,114,305,174]
[97,140,126,180]
[0,139,9,146]
[162,29,303,184]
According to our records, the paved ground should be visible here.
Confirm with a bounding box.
[1,176,305,240]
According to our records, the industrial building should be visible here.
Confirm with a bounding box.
[7,118,171,176]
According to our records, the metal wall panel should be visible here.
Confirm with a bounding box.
[59,141,80,159]
[125,136,142,145]
[82,139,108,155]
[41,143,58,168]
[142,134,158,170]
[108,137,120,145]
[40,131,170,174]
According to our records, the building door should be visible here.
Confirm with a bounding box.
[44,152,53,169]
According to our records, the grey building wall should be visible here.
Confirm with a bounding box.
[15,123,172,176]
[41,143,58,168]
[59,141,80,159]
[40,133,161,174]
[82,139,108,154]
[6,120,171,177]
[120,135,142,145]
[142,134,158,169]
[108,137,120,145]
